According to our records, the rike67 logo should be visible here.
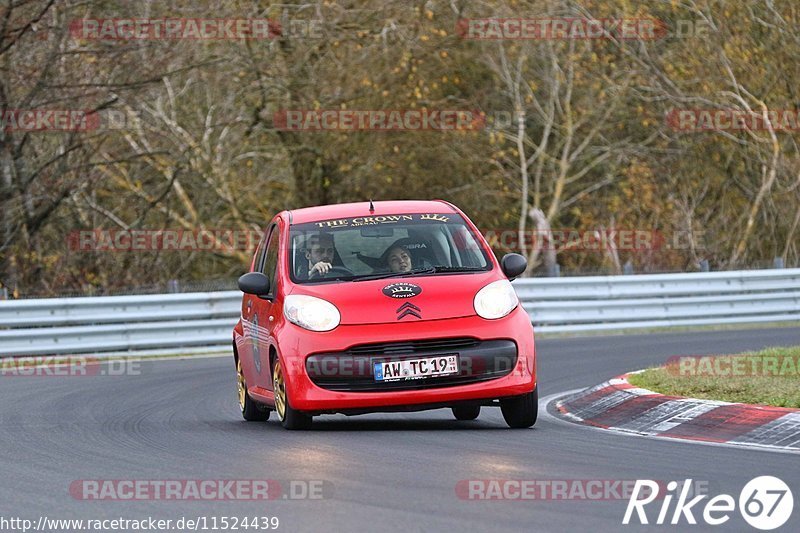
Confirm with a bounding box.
[624,476,793,530]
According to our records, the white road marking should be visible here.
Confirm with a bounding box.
[539,389,800,456]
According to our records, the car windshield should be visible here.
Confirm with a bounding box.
[289,213,491,283]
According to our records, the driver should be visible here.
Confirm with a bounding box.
[305,232,336,278]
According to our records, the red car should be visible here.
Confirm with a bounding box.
[232,200,537,429]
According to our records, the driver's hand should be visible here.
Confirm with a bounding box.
[309,261,332,277]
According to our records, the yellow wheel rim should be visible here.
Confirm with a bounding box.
[273,359,287,421]
[236,359,246,411]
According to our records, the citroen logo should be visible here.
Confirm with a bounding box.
[396,302,422,320]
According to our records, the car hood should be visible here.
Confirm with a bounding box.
[288,272,500,325]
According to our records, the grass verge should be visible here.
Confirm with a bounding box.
[535,320,800,339]
[627,345,800,408]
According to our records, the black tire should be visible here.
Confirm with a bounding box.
[237,358,269,422]
[280,399,313,430]
[500,386,538,428]
[452,405,481,420]
[242,394,270,422]
[273,358,313,430]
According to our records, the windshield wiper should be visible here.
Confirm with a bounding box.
[429,266,487,273]
[352,266,486,282]
[352,267,436,282]
[302,275,355,283]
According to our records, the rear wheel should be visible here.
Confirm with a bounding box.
[237,358,269,421]
[500,386,538,428]
[273,358,313,430]
[452,405,481,420]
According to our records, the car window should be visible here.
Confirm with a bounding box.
[252,229,269,273]
[288,213,491,283]
[261,225,280,295]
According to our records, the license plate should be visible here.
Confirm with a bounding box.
[373,354,459,382]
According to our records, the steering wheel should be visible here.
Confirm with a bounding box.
[309,265,355,279]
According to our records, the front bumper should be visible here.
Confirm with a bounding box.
[275,307,536,413]
[307,338,518,392]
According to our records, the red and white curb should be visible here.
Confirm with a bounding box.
[554,372,800,453]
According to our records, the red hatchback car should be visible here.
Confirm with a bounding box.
[232,200,537,429]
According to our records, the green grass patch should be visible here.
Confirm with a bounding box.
[535,320,800,339]
[628,346,800,408]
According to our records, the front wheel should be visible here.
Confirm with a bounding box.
[237,358,269,421]
[273,358,313,430]
[500,386,538,428]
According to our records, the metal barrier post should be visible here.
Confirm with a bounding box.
[623,261,634,275]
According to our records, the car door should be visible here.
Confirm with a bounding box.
[239,227,269,392]
[250,221,282,391]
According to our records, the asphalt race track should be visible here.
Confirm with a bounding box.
[2,327,799,532]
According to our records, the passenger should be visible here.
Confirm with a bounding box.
[385,244,413,273]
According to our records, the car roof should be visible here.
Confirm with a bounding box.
[287,200,457,225]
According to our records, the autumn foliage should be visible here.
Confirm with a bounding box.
[1,1,798,295]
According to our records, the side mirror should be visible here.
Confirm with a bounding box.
[238,272,271,297]
[500,253,527,280]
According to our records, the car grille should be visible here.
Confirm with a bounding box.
[306,338,518,392]
[346,337,480,356]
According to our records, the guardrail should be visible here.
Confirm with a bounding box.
[1,269,799,356]
[516,269,800,332]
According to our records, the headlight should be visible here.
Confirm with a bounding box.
[473,280,518,320]
[283,295,341,332]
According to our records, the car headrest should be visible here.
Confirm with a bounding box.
[387,237,435,262]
